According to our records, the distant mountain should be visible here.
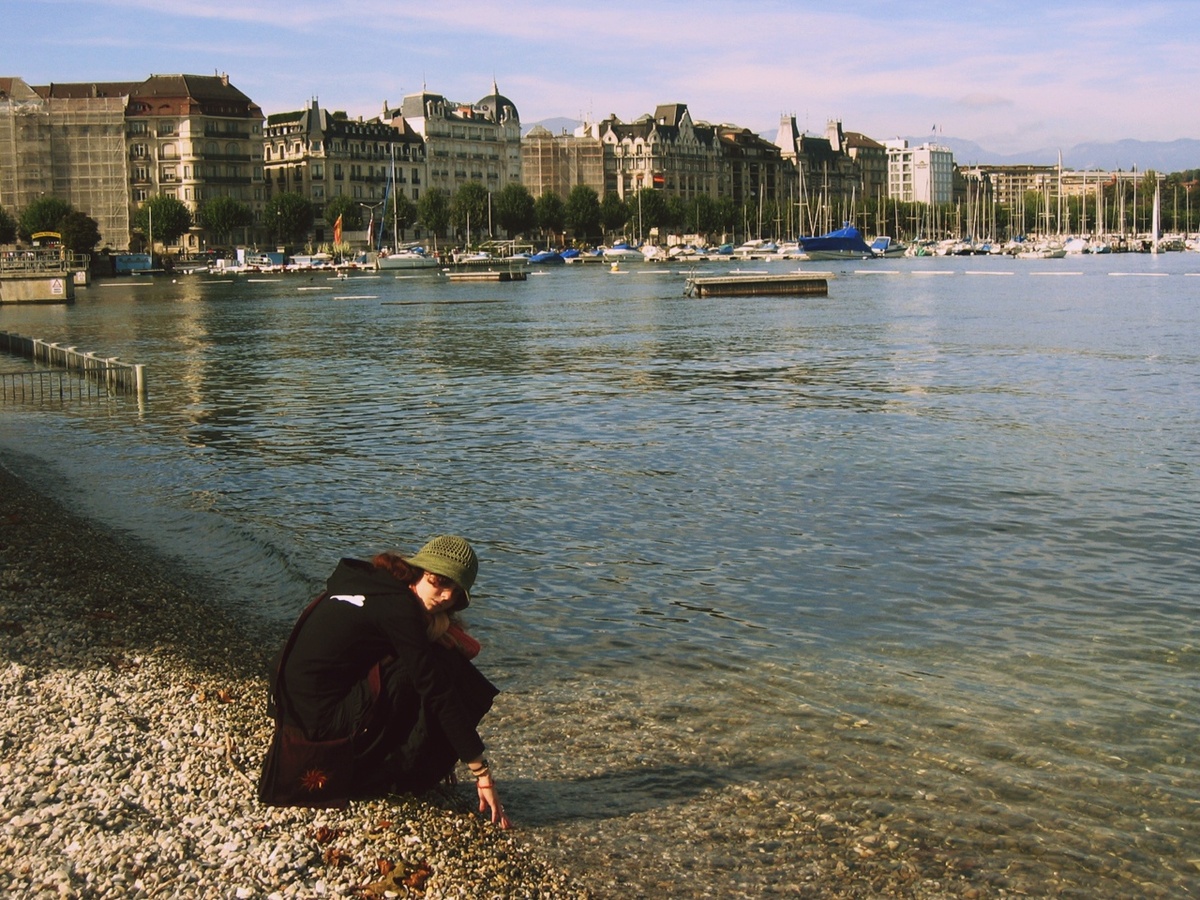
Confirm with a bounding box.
[909,136,1200,173]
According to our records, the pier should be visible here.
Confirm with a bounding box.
[684,272,829,298]
[0,250,88,303]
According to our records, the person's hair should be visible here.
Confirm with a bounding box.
[427,611,452,642]
[372,551,420,586]
[371,551,457,641]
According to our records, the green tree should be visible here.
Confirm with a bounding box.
[493,183,536,238]
[534,191,565,241]
[564,185,601,244]
[688,195,723,238]
[714,197,738,237]
[18,196,73,242]
[417,188,451,246]
[58,209,101,254]
[196,196,253,246]
[134,195,192,247]
[599,192,627,241]
[0,205,17,244]
[665,195,688,234]
[325,194,363,230]
[628,188,669,239]
[264,192,314,246]
[451,182,490,241]
[383,193,418,245]
[388,193,422,243]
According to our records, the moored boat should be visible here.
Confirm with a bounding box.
[798,224,873,260]
[603,242,643,261]
[375,246,440,270]
[869,236,907,258]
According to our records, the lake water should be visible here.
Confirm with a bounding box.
[2,254,1198,896]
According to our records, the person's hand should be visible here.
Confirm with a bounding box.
[476,779,512,829]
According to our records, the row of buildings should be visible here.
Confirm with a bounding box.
[0,71,1133,254]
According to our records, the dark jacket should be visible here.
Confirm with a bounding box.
[283,557,490,764]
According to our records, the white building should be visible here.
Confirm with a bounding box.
[885,140,954,205]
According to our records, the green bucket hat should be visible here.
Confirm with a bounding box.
[405,534,478,610]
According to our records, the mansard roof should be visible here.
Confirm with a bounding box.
[718,125,783,158]
[130,74,262,118]
[475,81,518,124]
[596,105,715,149]
[654,103,689,127]
[33,80,141,100]
[843,131,885,150]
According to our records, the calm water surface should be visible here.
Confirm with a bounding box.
[2,254,1198,895]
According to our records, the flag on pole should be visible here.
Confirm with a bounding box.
[333,214,343,244]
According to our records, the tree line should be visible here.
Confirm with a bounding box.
[4,167,1200,256]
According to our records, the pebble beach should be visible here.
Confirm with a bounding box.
[0,456,586,899]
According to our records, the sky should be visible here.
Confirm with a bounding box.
[5,0,1199,158]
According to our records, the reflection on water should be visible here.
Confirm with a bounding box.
[2,256,1198,894]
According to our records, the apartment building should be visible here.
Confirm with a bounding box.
[266,99,426,243]
[0,73,264,251]
[579,104,721,201]
[885,139,955,205]
[391,83,521,197]
[1,76,135,249]
[520,124,605,201]
[775,117,864,231]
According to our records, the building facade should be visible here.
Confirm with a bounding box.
[0,73,264,252]
[520,124,605,201]
[580,104,721,201]
[266,99,426,245]
[885,139,955,205]
[716,124,794,221]
[1,76,136,249]
[125,74,265,252]
[775,117,864,234]
[391,83,521,198]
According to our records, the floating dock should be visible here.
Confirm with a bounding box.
[447,269,527,283]
[685,273,828,298]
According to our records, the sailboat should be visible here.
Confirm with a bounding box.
[798,223,874,260]
[375,145,439,271]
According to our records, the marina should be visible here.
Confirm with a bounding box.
[0,255,1198,896]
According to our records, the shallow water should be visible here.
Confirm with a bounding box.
[2,254,1198,894]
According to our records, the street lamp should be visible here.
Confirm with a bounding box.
[359,200,383,252]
